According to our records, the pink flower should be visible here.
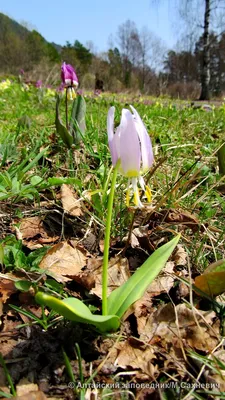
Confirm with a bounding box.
[107,105,154,207]
[36,80,42,88]
[61,62,78,87]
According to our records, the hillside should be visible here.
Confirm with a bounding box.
[0,12,60,74]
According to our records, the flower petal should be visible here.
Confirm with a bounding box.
[61,62,78,87]
[130,105,154,172]
[119,109,141,177]
[107,107,118,166]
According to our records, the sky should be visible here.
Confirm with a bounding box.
[0,0,179,52]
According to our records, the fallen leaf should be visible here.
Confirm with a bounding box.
[132,262,175,333]
[194,259,225,296]
[138,303,219,352]
[173,245,187,266]
[71,256,130,296]
[89,257,130,298]
[12,391,47,400]
[130,225,155,252]
[114,340,158,378]
[18,216,59,249]
[16,379,39,396]
[39,241,87,282]
[149,208,200,232]
[0,278,17,303]
[61,184,83,217]
[145,261,175,297]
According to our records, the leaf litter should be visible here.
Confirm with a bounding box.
[1,212,224,399]
[1,103,225,398]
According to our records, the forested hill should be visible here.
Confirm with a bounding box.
[0,12,60,73]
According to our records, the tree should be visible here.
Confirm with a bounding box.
[73,40,92,71]
[138,27,166,90]
[199,0,210,99]
[151,0,225,99]
[117,20,140,86]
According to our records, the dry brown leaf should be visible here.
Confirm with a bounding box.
[12,391,47,400]
[130,262,175,333]
[18,216,59,249]
[130,226,154,252]
[89,256,130,298]
[164,209,200,231]
[16,379,39,396]
[138,303,220,352]
[173,245,187,266]
[71,256,130,296]
[39,241,87,282]
[61,184,83,217]
[146,261,175,296]
[0,336,20,358]
[0,278,17,303]
[114,340,157,378]
[149,208,200,232]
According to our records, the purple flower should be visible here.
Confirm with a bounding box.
[94,89,101,96]
[57,83,65,92]
[20,69,25,75]
[61,62,78,87]
[107,105,154,207]
[36,80,43,88]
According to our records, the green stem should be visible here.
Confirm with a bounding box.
[65,88,69,130]
[0,353,16,396]
[102,165,113,206]
[102,162,119,315]
[218,143,225,175]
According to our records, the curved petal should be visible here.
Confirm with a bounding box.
[119,109,140,177]
[61,63,78,86]
[65,78,72,86]
[107,107,118,166]
[130,105,154,172]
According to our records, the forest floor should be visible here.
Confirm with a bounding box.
[0,80,225,399]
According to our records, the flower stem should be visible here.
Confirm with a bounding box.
[65,88,68,130]
[102,162,119,315]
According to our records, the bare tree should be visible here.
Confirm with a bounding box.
[138,27,166,90]
[117,20,141,86]
[152,0,225,100]
[199,0,211,99]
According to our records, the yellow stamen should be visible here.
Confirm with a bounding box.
[72,88,76,99]
[133,190,139,206]
[145,185,152,203]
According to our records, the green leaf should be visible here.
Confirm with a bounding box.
[55,95,73,148]
[108,235,180,318]
[45,279,63,293]
[0,244,4,265]
[14,280,32,292]
[30,175,44,186]
[35,292,120,332]
[47,176,81,187]
[69,95,86,144]
[218,143,225,175]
